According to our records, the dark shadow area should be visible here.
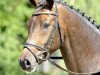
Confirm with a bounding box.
[92,72,100,75]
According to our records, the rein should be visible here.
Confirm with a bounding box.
[23,2,98,75]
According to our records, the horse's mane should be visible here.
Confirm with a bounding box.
[57,1,100,29]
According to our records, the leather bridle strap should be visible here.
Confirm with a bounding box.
[24,42,50,64]
[24,42,48,51]
[32,12,57,16]
[23,46,39,63]
[23,9,63,64]
[48,58,98,75]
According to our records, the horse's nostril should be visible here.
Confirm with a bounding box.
[24,59,31,67]
[19,59,31,70]
[19,59,26,69]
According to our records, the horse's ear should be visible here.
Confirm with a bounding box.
[46,0,54,10]
[29,0,36,7]
[29,0,54,9]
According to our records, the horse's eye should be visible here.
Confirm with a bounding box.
[43,23,50,29]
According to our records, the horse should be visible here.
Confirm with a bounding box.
[19,0,100,75]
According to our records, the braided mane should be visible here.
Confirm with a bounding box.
[57,1,100,29]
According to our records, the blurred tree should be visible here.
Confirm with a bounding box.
[0,0,34,75]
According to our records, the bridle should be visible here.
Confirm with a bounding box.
[23,2,98,75]
[24,2,63,63]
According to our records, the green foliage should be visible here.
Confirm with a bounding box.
[0,0,100,75]
[0,0,34,75]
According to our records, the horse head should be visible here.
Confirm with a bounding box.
[19,0,64,73]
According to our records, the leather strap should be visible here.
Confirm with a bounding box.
[48,58,98,75]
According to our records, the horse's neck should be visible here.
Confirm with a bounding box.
[58,4,100,74]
